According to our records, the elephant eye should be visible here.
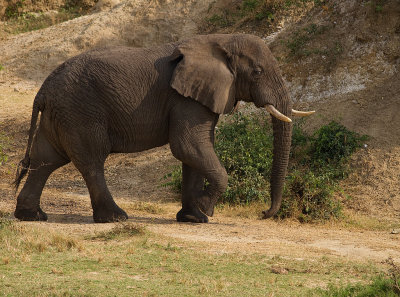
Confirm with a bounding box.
[253,67,263,76]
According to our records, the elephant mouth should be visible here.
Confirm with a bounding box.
[264,104,315,122]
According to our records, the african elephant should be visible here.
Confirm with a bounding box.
[14,34,313,223]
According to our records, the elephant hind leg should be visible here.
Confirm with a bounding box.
[65,128,127,223]
[75,162,128,223]
[15,129,70,221]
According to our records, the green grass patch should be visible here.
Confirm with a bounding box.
[164,113,367,222]
[0,220,389,296]
[317,276,400,296]
[0,133,9,166]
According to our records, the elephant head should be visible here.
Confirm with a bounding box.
[170,34,314,218]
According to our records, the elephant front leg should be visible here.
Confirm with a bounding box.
[196,167,228,217]
[169,102,227,222]
[178,163,228,223]
[177,164,209,223]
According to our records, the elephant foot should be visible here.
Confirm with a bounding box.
[14,207,48,221]
[93,206,128,223]
[176,208,208,223]
[196,195,216,217]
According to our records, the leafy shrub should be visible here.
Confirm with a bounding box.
[164,113,366,222]
[279,170,341,222]
[311,121,368,166]
[278,120,366,220]
[215,114,273,204]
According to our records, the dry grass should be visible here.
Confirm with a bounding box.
[0,219,83,258]
[216,201,267,219]
[0,217,392,296]
[119,201,164,215]
[90,222,147,240]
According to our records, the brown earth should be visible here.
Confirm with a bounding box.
[0,0,399,266]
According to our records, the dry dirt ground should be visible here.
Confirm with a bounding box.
[0,0,399,269]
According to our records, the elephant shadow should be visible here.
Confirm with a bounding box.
[45,213,232,226]
[45,213,177,225]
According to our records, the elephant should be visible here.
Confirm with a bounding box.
[13,34,314,223]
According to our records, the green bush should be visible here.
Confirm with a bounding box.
[215,114,273,204]
[279,169,341,222]
[278,120,366,220]
[163,113,367,222]
[311,121,368,167]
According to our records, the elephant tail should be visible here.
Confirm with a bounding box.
[13,97,42,192]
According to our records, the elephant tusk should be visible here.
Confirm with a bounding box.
[265,105,292,123]
[291,109,315,117]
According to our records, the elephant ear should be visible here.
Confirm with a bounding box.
[170,37,236,114]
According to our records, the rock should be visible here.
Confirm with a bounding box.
[270,266,288,275]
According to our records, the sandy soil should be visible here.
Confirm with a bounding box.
[0,0,399,265]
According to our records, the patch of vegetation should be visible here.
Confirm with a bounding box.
[368,0,388,13]
[215,114,273,205]
[4,0,26,19]
[316,277,399,296]
[119,201,164,215]
[316,259,400,297]
[0,133,9,166]
[205,0,322,31]
[207,13,231,28]
[0,65,4,71]
[163,167,183,193]
[284,23,329,57]
[90,223,147,241]
[339,210,400,231]
[164,113,367,222]
[0,220,386,296]
[0,210,10,218]
[0,218,81,255]
[280,121,367,221]
[282,22,344,69]
[4,11,79,34]
[2,0,96,34]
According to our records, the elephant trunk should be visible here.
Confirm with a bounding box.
[263,102,292,219]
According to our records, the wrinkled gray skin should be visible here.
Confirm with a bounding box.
[14,34,292,223]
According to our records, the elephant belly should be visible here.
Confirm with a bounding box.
[109,121,169,153]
